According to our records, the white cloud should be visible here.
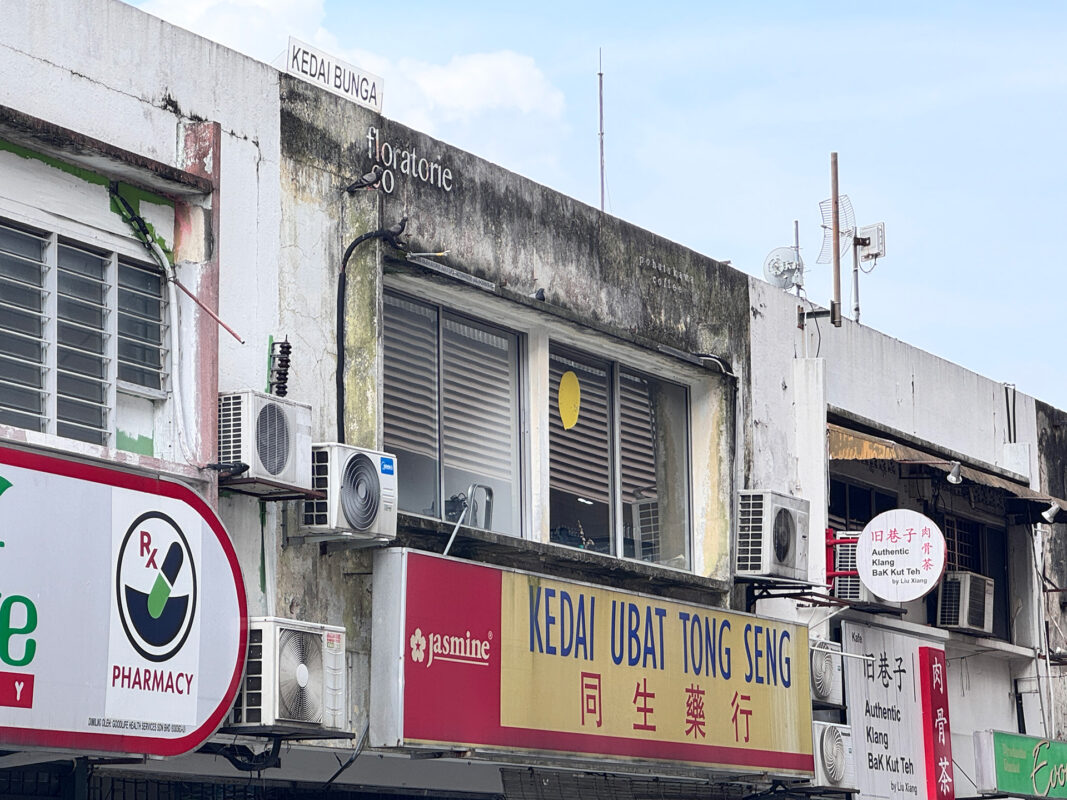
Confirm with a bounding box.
[138,0,325,63]
[403,52,565,120]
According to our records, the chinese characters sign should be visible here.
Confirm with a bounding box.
[372,549,813,774]
[843,623,954,800]
[974,731,1067,799]
[858,509,946,602]
[919,647,954,800]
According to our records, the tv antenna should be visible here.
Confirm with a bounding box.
[763,221,804,293]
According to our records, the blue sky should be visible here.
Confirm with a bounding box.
[134,0,1067,411]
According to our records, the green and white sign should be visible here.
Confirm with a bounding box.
[0,445,247,756]
[975,730,1067,798]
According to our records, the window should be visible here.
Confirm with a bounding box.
[936,515,1009,640]
[828,477,897,532]
[382,291,522,535]
[548,344,690,568]
[0,220,165,446]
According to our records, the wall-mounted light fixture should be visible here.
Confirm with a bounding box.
[900,459,963,485]
[1043,501,1061,524]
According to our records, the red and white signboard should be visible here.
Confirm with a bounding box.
[858,509,947,602]
[919,647,955,800]
[0,445,247,755]
[843,622,954,800]
[371,548,813,774]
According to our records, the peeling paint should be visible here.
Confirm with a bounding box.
[116,430,153,456]
[0,138,175,257]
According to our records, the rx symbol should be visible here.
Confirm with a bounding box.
[140,531,158,569]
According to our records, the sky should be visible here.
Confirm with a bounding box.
[132,0,1067,411]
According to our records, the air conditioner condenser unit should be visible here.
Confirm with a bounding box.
[810,640,844,709]
[736,491,809,580]
[302,443,398,543]
[812,721,858,792]
[227,617,347,735]
[217,390,312,494]
[936,571,994,635]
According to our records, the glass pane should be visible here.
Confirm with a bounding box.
[0,355,43,388]
[58,395,106,429]
[57,421,107,446]
[119,261,163,294]
[549,347,612,554]
[118,286,162,322]
[0,407,43,431]
[58,295,106,329]
[0,331,43,363]
[118,312,162,346]
[847,484,872,528]
[0,306,43,338]
[58,322,106,355]
[119,362,162,390]
[619,369,689,569]
[0,251,44,286]
[0,277,44,312]
[118,338,162,369]
[58,345,107,379]
[58,270,107,305]
[441,312,520,535]
[0,381,44,414]
[0,225,46,262]
[58,371,108,404]
[57,244,106,279]
[383,293,439,518]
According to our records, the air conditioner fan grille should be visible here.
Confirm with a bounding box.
[256,401,291,476]
[820,724,847,784]
[277,628,323,723]
[340,452,381,530]
[811,648,836,699]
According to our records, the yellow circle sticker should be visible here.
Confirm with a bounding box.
[558,370,581,430]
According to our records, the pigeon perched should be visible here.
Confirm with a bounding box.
[381,216,408,250]
[345,164,383,193]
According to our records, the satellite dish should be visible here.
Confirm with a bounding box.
[817,194,856,264]
[763,246,804,290]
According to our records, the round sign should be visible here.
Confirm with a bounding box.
[856,509,946,602]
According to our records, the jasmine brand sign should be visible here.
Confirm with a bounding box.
[286,37,383,113]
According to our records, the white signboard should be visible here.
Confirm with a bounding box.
[0,446,246,755]
[843,623,935,800]
[286,37,383,113]
[858,509,946,602]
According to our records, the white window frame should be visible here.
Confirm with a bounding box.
[0,200,168,449]
[385,274,715,574]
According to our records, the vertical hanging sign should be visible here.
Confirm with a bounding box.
[919,647,955,799]
[843,622,952,799]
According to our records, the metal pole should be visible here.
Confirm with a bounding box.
[598,49,605,212]
[852,234,860,324]
[830,152,842,327]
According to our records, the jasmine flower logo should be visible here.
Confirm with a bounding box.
[410,628,426,663]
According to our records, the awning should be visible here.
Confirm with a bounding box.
[827,423,1067,522]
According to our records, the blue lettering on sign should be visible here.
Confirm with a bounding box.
[527,582,595,661]
[380,457,394,475]
[743,622,792,687]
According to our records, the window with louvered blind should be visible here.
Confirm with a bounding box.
[0,219,165,446]
[383,291,521,536]
[549,344,690,567]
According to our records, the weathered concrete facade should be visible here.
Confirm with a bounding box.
[3,2,1067,798]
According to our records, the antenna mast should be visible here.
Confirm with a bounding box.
[598,49,605,212]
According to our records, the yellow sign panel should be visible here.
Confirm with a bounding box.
[557,370,580,430]
[499,572,813,769]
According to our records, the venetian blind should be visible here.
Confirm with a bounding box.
[441,316,517,481]
[382,293,438,461]
[549,351,611,503]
